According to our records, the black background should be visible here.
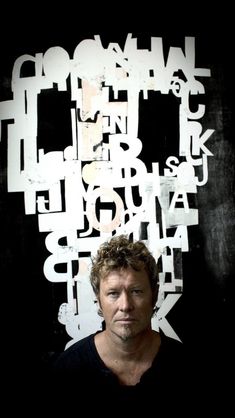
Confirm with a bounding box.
[0,8,234,412]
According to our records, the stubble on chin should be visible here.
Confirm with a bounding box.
[113,324,135,342]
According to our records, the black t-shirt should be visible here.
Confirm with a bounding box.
[50,331,185,412]
[23,329,227,416]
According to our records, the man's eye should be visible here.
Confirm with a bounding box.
[131,289,142,294]
[108,291,119,297]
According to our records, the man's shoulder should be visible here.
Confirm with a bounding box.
[160,332,183,349]
[53,333,96,370]
[65,333,95,353]
[158,332,184,365]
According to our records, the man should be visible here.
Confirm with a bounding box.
[52,235,184,412]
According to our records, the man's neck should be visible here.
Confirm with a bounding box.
[95,329,161,385]
[97,328,160,362]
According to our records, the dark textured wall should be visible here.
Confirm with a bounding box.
[0,17,233,410]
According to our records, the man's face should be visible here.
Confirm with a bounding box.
[98,267,154,342]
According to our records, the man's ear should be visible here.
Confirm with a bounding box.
[96,296,103,317]
[152,284,159,307]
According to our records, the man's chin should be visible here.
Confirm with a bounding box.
[113,326,135,341]
[118,333,133,342]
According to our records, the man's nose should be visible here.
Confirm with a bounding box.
[119,291,134,311]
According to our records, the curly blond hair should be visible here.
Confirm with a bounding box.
[90,235,159,315]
